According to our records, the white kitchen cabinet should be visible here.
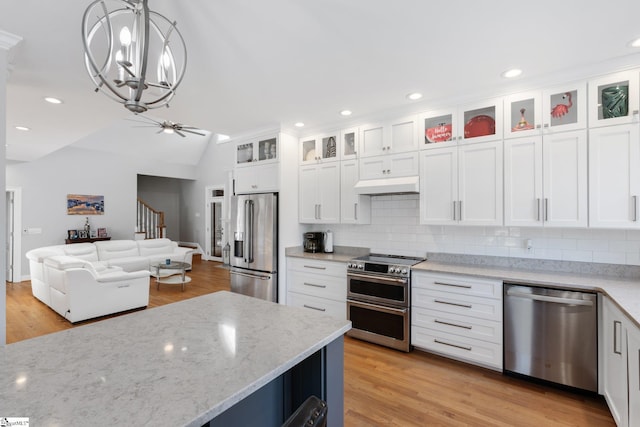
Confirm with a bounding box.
[588,124,640,228]
[298,163,340,224]
[359,115,419,157]
[286,257,347,320]
[340,160,371,224]
[340,127,359,160]
[411,271,503,371]
[420,141,503,226]
[504,130,587,227]
[359,151,419,180]
[419,107,459,150]
[628,321,640,426]
[503,82,587,139]
[234,162,279,194]
[236,135,279,165]
[299,131,340,165]
[602,296,630,427]
[588,70,640,128]
[458,98,503,144]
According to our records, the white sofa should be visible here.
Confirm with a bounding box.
[25,238,193,322]
[44,256,150,323]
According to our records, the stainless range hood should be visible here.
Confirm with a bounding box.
[353,176,420,195]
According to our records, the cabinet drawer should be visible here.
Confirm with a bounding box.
[412,307,502,344]
[413,272,502,299]
[412,325,502,370]
[288,270,346,301]
[412,288,502,321]
[287,292,346,320]
[287,257,346,277]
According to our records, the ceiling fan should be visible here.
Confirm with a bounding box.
[126,115,207,137]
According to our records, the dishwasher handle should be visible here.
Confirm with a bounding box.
[506,289,594,306]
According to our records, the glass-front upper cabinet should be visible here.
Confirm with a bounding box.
[543,81,587,132]
[588,70,640,127]
[236,135,279,166]
[503,91,542,139]
[299,131,340,165]
[459,98,503,144]
[504,83,587,137]
[419,108,458,150]
[340,127,359,160]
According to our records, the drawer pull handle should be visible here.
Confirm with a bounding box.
[434,299,472,309]
[434,281,472,289]
[614,320,622,355]
[304,282,326,288]
[434,319,472,330]
[303,304,326,312]
[303,265,326,270]
[434,339,472,351]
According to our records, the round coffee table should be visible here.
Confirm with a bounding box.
[151,261,192,291]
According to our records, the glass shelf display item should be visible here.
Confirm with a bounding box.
[588,70,639,128]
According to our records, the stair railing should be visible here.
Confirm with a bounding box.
[136,198,166,239]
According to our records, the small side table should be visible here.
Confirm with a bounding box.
[151,261,192,291]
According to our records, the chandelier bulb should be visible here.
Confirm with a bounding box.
[119,27,132,46]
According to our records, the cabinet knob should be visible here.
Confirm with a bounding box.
[386,169,391,174]
[251,185,258,189]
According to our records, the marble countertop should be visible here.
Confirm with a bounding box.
[414,261,640,328]
[0,291,351,427]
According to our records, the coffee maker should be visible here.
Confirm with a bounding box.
[303,232,325,253]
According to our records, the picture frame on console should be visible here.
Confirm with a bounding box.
[97,227,107,238]
[67,230,78,240]
[79,230,88,239]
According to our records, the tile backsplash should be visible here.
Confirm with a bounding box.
[322,194,640,266]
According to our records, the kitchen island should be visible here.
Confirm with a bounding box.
[0,291,351,426]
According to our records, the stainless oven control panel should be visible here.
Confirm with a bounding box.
[347,262,409,276]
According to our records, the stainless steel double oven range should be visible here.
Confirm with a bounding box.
[346,254,425,352]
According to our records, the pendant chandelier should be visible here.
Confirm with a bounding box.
[81,0,187,113]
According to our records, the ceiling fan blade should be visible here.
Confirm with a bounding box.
[174,129,187,137]
[181,128,206,136]
[156,128,164,134]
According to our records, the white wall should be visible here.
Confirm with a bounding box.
[184,137,235,248]
[312,194,640,266]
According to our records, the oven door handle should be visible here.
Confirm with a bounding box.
[348,299,408,315]
[347,272,408,284]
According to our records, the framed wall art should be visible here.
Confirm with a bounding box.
[67,194,104,215]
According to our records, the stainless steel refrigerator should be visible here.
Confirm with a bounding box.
[229,193,278,302]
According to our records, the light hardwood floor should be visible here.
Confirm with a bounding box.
[6,257,614,426]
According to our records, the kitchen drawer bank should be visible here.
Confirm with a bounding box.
[412,271,503,370]
[285,246,368,320]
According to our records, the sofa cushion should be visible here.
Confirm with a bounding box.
[136,238,177,256]
[44,255,88,270]
[94,240,140,260]
[62,243,99,262]
[25,246,65,262]
[106,256,150,272]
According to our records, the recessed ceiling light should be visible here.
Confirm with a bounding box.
[502,68,523,78]
[44,97,63,104]
[340,110,352,116]
[629,37,640,48]
[15,126,30,131]
[294,122,305,128]
[406,92,423,101]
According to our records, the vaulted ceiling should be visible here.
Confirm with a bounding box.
[3,0,640,163]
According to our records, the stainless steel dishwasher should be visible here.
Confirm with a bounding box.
[503,283,598,392]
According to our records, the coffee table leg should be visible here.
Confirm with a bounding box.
[156,265,160,290]
[181,268,186,292]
